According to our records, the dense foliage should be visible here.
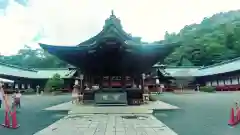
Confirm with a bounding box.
[200,86,216,93]
[45,73,64,92]
[1,10,240,68]
[162,10,240,66]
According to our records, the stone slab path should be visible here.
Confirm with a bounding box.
[34,114,177,135]
[36,100,180,135]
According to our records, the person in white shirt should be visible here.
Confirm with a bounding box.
[72,86,79,104]
[160,84,165,93]
[0,87,4,108]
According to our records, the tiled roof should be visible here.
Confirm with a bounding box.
[196,57,240,76]
[36,68,76,79]
[154,67,199,78]
[153,64,201,77]
[154,57,240,77]
[0,62,37,78]
[165,67,199,77]
[0,62,76,79]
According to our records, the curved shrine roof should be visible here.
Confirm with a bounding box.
[40,12,181,75]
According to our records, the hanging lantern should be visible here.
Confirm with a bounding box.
[142,73,146,80]
[156,79,160,85]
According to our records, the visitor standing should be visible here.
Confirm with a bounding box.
[160,84,165,93]
[12,91,22,109]
[72,85,79,104]
[0,84,4,108]
[15,91,22,108]
[36,85,40,95]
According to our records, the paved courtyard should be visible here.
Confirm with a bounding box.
[153,92,240,135]
[34,99,179,135]
[2,92,240,135]
[34,114,177,135]
[0,94,71,135]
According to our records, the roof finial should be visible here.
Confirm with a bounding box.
[111,10,114,16]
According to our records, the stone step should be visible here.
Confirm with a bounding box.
[69,107,153,114]
[96,103,127,106]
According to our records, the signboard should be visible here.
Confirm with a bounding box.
[95,92,127,105]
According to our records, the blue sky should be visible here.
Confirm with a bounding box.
[0,0,239,55]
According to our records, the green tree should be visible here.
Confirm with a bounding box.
[45,73,64,92]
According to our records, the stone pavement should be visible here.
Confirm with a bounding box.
[44,101,73,111]
[35,100,179,135]
[33,114,177,135]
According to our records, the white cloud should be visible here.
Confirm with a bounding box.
[0,0,239,55]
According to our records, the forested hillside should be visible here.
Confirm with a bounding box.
[0,46,68,68]
[1,10,240,68]
[162,10,240,66]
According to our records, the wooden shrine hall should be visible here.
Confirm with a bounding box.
[40,11,180,105]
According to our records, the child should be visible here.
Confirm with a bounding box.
[12,91,21,109]
[15,91,21,108]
